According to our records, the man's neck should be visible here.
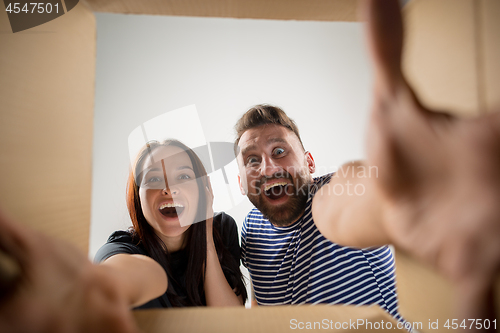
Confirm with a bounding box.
[268,208,306,228]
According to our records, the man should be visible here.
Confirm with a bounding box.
[235,105,403,322]
[235,0,499,323]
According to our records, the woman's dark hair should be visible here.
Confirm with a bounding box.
[126,139,247,306]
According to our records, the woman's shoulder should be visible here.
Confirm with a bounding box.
[94,229,146,263]
[106,230,135,242]
[213,212,237,232]
[213,212,240,252]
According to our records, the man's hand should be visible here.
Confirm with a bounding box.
[364,0,500,321]
[0,211,140,333]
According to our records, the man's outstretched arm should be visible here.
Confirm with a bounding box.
[313,160,389,248]
[313,0,500,323]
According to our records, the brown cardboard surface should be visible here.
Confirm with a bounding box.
[82,0,360,22]
[0,4,96,252]
[480,0,500,112]
[395,251,500,332]
[133,305,408,333]
[402,0,479,117]
[395,251,454,331]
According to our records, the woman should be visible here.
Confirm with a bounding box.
[95,139,247,308]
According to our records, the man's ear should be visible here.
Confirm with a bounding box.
[305,151,315,174]
[238,174,247,195]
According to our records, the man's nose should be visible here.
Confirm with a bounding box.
[260,156,281,177]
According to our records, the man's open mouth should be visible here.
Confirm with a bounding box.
[263,181,290,201]
[159,202,184,218]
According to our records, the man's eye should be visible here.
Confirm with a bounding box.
[273,147,285,156]
[247,157,259,165]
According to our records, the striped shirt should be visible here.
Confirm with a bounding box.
[241,174,403,321]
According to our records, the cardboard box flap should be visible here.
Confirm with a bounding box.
[82,0,360,22]
[133,304,408,332]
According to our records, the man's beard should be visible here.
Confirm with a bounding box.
[247,170,312,227]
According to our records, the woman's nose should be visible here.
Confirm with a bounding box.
[161,180,178,195]
[161,187,178,195]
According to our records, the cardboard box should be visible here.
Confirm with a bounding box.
[133,305,408,333]
[1,0,499,332]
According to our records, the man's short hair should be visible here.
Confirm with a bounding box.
[234,104,305,156]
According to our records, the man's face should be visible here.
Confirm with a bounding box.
[237,124,315,227]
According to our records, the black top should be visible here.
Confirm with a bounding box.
[94,212,241,309]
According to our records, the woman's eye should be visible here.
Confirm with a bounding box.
[147,176,162,183]
[178,174,191,180]
[273,147,285,156]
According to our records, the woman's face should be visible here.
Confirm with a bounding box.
[138,145,201,244]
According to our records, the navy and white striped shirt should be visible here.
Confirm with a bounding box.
[241,174,403,321]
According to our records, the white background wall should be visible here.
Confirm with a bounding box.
[90,13,373,285]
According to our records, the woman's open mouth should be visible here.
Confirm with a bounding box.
[158,202,185,219]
